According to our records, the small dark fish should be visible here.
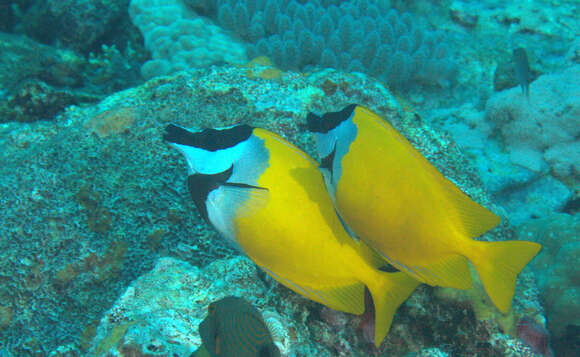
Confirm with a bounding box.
[513,48,531,97]
[562,197,580,214]
[191,296,280,357]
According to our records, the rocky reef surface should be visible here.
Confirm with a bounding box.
[0,63,550,356]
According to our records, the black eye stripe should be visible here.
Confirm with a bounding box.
[320,142,336,175]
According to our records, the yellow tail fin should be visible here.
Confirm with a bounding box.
[471,240,541,313]
[365,272,420,347]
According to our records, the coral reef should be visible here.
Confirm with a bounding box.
[463,0,578,40]
[128,0,456,90]
[0,80,87,123]
[129,0,248,79]
[516,317,554,357]
[87,256,323,356]
[517,213,580,346]
[1,0,577,355]
[494,176,572,226]
[237,0,456,90]
[427,102,572,226]
[0,32,84,91]
[431,65,578,226]
[87,253,549,356]
[566,37,580,65]
[19,0,129,53]
[485,65,580,180]
[0,62,529,354]
[0,32,141,123]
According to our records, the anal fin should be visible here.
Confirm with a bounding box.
[259,266,365,314]
[438,175,501,238]
[412,254,473,290]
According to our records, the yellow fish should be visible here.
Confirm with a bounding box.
[307,104,541,313]
[164,124,420,346]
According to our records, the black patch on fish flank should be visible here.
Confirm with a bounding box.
[164,123,254,151]
[319,143,336,176]
[187,166,268,223]
[307,104,357,133]
[188,167,233,223]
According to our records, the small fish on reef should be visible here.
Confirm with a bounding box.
[191,296,280,357]
[513,47,531,97]
[164,124,420,346]
[562,197,580,214]
[307,104,541,314]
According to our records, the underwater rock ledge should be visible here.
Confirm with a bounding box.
[0,64,546,356]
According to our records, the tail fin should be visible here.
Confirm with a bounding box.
[365,272,420,347]
[471,240,541,313]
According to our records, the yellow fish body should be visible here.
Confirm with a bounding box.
[164,124,420,346]
[307,105,541,313]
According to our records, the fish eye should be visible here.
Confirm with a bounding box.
[208,304,216,315]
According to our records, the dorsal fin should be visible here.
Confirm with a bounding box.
[437,176,501,238]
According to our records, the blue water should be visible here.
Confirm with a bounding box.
[0,0,578,356]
